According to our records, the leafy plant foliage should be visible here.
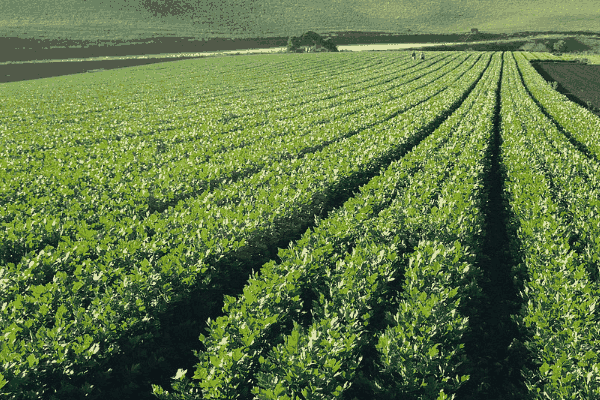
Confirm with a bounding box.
[1,50,599,400]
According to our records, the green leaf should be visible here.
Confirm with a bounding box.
[428,344,440,358]
[27,353,38,368]
[173,369,187,380]
[89,343,100,355]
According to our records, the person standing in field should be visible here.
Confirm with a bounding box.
[411,51,416,60]
[420,52,425,60]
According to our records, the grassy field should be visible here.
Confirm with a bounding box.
[1,0,600,41]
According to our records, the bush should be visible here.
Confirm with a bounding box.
[287,36,301,53]
[321,38,338,52]
[553,39,567,53]
[519,41,551,52]
[287,32,338,53]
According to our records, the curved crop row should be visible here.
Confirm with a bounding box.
[500,52,600,399]
[152,52,501,400]
[0,53,381,152]
[0,53,455,205]
[352,52,502,400]
[0,53,451,164]
[0,53,454,179]
[1,52,432,152]
[513,52,600,160]
[0,53,330,122]
[0,53,491,399]
[0,53,470,264]
[0,53,473,271]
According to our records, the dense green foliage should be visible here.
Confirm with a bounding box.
[287,32,338,53]
[501,52,600,398]
[2,50,600,399]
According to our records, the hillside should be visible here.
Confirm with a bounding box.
[1,0,599,40]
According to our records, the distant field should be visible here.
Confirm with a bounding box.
[2,32,600,85]
[1,30,599,63]
[419,34,600,58]
[2,50,600,400]
[560,53,600,64]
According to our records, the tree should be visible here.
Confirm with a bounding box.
[287,36,301,52]
[321,38,338,52]
[300,31,322,47]
[287,31,338,53]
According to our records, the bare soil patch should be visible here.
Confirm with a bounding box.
[0,56,205,83]
[531,60,600,116]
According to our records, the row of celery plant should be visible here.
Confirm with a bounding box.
[250,54,501,400]
[500,52,600,398]
[0,52,474,283]
[0,50,486,310]
[152,52,501,400]
[0,53,441,152]
[0,53,451,170]
[0,52,402,151]
[512,52,600,159]
[1,53,481,288]
[0,54,491,398]
[0,51,447,233]
[0,52,357,157]
[0,52,452,206]
[0,54,472,282]
[0,52,330,124]
[0,52,450,167]
[0,54,472,269]
[510,69,600,287]
[163,77,474,397]
[255,52,502,400]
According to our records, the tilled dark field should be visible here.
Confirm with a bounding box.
[0,56,205,83]
[531,60,600,116]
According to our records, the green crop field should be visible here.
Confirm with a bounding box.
[1,50,600,400]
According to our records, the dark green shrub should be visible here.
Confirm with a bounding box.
[286,36,301,53]
[553,39,567,53]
